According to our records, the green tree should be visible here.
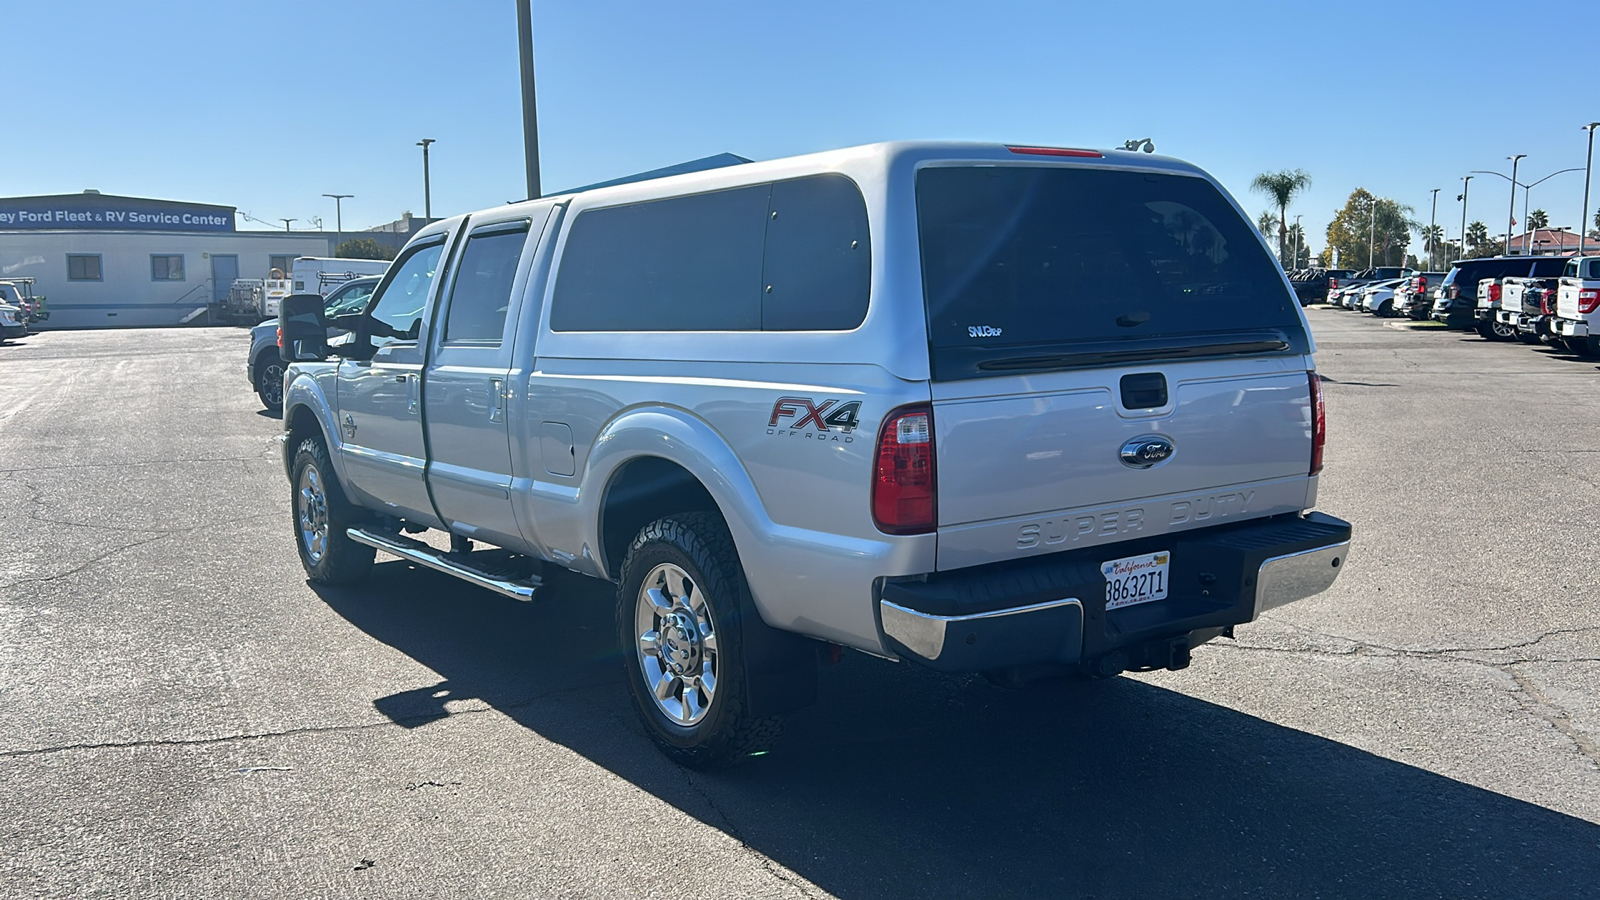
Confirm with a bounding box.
[1256,211,1279,245]
[1324,188,1415,269]
[335,238,397,260]
[1251,169,1312,266]
[1284,222,1313,268]
[1528,209,1549,229]
[1419,224,1444,269]
[1465,221,1496,258]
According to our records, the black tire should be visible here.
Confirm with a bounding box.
[1378,299,1393,317]
[617,512,780,769]
[1578,337,1600,359]
[289,436,374,584]
[1489,319,1517,341]
[255,353,285,413]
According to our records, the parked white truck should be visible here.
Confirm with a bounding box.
[1551,256,1600,355]
[277,140,1352,768]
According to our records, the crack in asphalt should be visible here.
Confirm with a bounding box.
[1220,622,1600,766]
[0,681,611,760]
[682,769,824,900]
[0,451,278,476]
[0,512,278,591]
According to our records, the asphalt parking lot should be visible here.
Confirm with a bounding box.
[2,310,1597,898]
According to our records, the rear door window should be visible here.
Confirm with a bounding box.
[443,223,531,343]
[916,165,1306,378]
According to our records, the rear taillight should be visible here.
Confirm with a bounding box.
[1309,373,1325,477]
[276,326,283,350]
[1539,289,1555,315]
[1449,285,1459,299]
[1415,276,1427,292]
[872,404,937,535]
[1581,289,1600,315]
[1488,284,1502,303]
[1328,277,1339,289]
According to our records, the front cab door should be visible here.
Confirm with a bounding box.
[337,236,450,524]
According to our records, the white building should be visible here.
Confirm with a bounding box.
[0,191,333,328]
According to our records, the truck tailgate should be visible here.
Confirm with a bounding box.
[932,359,1313,570]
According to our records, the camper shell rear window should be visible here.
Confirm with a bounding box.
[915,165,1307,380]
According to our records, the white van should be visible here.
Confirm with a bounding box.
[288,257,391,298]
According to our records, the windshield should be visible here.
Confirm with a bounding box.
[915,165,1305,377]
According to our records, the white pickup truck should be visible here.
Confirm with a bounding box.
[1551,256,1600,355]
[277,140,1352,767]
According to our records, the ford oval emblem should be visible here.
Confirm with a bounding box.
[1119,435,1175,469]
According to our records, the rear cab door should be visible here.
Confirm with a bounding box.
[421,204,557,551]
[911,158,1318,573]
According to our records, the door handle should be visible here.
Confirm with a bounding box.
[406,373,419,415]
[489,378,505,424]
[392,374,408,383]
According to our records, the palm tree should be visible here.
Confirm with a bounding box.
[1528,209,1549,229]
[1420,224,1444,269]
[1256,211,1279,243]
[1251,169,1312,266]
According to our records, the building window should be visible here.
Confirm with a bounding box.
[151,255,185,281]
[269,255,294,276]
[67,254,103,281]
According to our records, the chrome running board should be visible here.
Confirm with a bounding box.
[346,527,541,602]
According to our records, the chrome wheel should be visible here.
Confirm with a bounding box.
[297,464,330,565]
[634,562,719,726]
[1492,320,1517,340]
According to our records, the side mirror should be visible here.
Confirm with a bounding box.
[279,293,329,361]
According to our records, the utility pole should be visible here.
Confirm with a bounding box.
[1293,214,1302,269]
[279,218,296,232]
[1583,123,1599,256]
[1459,176,1472,259]
[1429,188,1440,271]
[1506,154,1526,254]
[517,0,542,200]
[323,193,352,255]
[417,138,436,221]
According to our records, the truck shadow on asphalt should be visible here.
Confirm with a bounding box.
[313,561,1600,899]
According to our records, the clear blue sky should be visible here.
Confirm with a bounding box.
[4,0,1597,253]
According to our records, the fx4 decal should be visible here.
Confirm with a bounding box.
[767,397,862,442]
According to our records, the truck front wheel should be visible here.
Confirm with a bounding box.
[617,513,781,769]
[290,437,374,584]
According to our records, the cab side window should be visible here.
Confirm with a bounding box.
[367,242,445,343]
[443,224,531,343]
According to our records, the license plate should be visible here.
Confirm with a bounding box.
[1101,551,1170,611]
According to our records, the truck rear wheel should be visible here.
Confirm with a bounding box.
[290,436,374,584]
[618,513,780,769]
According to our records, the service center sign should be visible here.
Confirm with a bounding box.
[0,195,235,232]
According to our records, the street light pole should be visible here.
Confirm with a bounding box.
[1293,214,1302,269]
[1506,154,1526,254]
[1429,188,1440,270]
[322,193,352,255]
[417,138,436,221]
[1460,175,1473,259]
[517,0,542,200]
[1583,123,1599,256]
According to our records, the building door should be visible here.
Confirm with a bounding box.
[210,255,238,304]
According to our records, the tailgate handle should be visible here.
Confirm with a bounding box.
[1120,372,1167,410]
